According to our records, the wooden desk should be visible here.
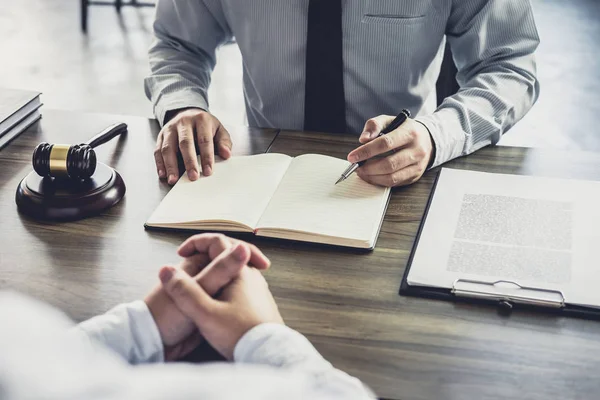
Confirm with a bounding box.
[2,111,600,400]
[0,110,277,316]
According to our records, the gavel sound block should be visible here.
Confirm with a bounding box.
[15,123,127,221]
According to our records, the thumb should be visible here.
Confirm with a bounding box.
[359,115,394,144]
[159,266,217,325]
[215,124,232,159]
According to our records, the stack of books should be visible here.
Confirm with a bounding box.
[0,88,42,150]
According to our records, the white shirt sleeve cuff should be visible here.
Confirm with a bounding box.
[416,111,466,168]
[233,323,332,371]
[154,89,209,126]
[74,300,164,365]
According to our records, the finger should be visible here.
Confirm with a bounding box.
[160,266,217,325]
[348,126,415,164]
[178,234,270,270]
[195,117,216,176]
[358,148,418,176]
[224,239,269,269]
[215,124,233,160]
[177,233,232,258]
[195,242,251,296]
[161,126,180,185]
[177,119,200,181]
[179,253,211,276]
[356,163,422,187]
[245,242,270,270]
[154,132,167,179]
[207,235,235,260]
[359,115,395,144]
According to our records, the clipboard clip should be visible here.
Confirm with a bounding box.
[451,279,566,312]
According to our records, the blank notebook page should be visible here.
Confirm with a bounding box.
[257,154,390,241]
[147,154,292,229]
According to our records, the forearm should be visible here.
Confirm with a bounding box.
[234,323,376,399]
[418,57,539,167]
[144,0,231,125]
[71,300,164,365]
[418,0,540,167]
[144,36,212,126]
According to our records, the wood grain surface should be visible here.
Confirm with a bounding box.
[0,109,277,317]
[1,116,600,400]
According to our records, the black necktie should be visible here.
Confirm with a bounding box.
[304,0,346,134]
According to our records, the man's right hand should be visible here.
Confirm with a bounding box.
[159,260,283,360]
[154,108,233,185]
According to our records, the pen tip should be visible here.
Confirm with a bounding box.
[335,176,344,185]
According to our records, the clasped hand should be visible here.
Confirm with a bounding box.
[144,234,282,361]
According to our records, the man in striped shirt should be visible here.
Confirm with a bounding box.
[145,0,539,188]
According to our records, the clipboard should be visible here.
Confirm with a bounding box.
[399,170,600,321]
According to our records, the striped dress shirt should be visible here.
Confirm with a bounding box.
[144,0,540,167]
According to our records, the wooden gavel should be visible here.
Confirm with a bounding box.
[32,122,127,180]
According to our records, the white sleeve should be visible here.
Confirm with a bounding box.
[234,323,376,398]
[0,292,376,400]
[71,300,164,364]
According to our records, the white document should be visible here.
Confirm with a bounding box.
[407,168,600,308]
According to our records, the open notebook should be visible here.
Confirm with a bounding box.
[146,153,391,249]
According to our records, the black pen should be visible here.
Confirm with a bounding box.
[335,109,411,185]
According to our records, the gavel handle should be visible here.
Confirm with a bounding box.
[85,122,128,148]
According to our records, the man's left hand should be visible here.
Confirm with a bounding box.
[347,116,435,187]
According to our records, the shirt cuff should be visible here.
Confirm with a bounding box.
[154,89,209,127]
[416,109,466,168]
[74,300,164,365]
[234,323,331,371]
